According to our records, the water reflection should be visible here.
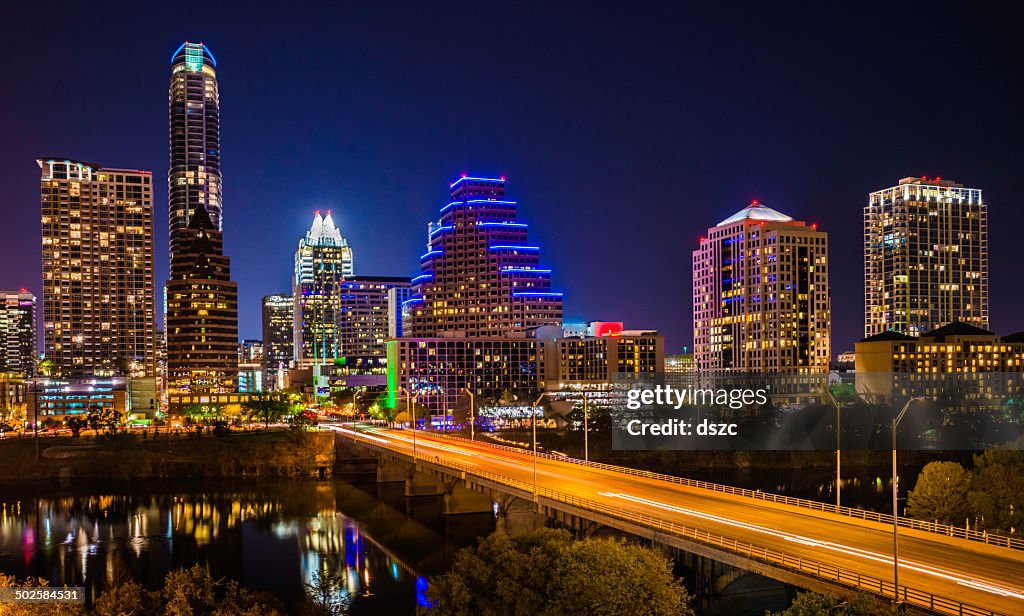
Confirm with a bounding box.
[0,480,494,612]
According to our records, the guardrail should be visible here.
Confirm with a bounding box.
[337,427,1006,616]
[415,429,1024,552]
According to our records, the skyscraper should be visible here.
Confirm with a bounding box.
[337,276,411,372]
[0,290,36,377]
[38,159,155,378]
[168,42,221,263]
[404,176,562,337]
[293,211,353,369]
[261,294,293,390]
[864,177,988,337]
[692,201,830,372]
[165,205,238,393]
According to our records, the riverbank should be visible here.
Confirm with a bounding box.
[0,429,334,482]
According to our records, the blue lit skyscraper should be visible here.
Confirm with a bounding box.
[168,41,221,262]
[404,176,562,337]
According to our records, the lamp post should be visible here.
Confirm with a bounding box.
[352,390,360,421]
[463,387,475,441]
[826,390,841,508]
[531,393,546,501]
[891,396,925,604]
[582,392,589,463]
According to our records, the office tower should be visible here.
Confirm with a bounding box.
[543,324,664,389]
[387,285,415,338]
[168,41,221,262]
[404,176,562,337]
[165,205,238,393]
[337,276,411,372]
[693,201,830,372]
[262,294,293,390]
[38,159,155,378]
[0,290,36,376]
[293,211,353,368]
[864,177,988,337]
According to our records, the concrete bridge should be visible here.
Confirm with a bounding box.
[327,423,1024,616]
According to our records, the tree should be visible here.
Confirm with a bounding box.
[296,571,351,616]
[428,528,693,616]
[969,449,1024,532]
[93,580,160,616]
[906,461,972,525]
[86,404,123,434]
[242,393,293,428]
[65,415,88,438]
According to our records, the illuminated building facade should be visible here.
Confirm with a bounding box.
[855,322,1024,400]
[387,337,544,413]
[0,290,36,377]
[293,211,353,369]
[39,159,155,378]
[337,276,411,373]
[262,294,293,390]
[388,285,415,338]
[404,176,562,337]
[168,41,221,262]
[543,326,664,389]
[693,201,830,372]
[864,177,987,338]
[27,377,128,420]
[165,205,238,393]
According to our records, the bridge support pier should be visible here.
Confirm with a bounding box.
[493,494,546,535]
[405,466,444,497]
[442,478,493,515]
[376,461,407,483]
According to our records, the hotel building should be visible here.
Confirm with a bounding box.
[165,205,238,393]
[39,159,155,378]
[864,177,987,337]
[693,201,830,372]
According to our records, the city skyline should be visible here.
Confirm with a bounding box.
[3,4,1023,354]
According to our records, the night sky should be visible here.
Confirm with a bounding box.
[2,2,1021,353]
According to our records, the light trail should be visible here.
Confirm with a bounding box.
[599,491,1024,602]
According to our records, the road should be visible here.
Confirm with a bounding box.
[331,424,1024,615]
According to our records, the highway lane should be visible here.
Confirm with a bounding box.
[334,425,1024,614]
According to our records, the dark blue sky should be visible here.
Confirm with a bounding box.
[2,2,1021,353]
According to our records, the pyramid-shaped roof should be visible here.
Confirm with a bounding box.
[302,210,346,247]
[717,201,794,227]
[187,204,215,231]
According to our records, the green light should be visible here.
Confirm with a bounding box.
[386,341,397,409]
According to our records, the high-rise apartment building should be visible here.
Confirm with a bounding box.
[262,294,293,390]
[404,176,562,337]
[168,41,221,262]
[388,285,415,338]
[864,177,987,338]
[165,205,238,393]
[337,276,411,372]
[293,211,353,368]
[0,290,36,376]
[693,201,830,372]
[39,159,155,378]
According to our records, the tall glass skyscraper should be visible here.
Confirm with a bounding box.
[404,176,562,337]
[293,211,354,369]
[168,42,221,262]
[864,177,988,337]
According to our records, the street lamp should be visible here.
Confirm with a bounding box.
[581,392,589,463]
[531,392,546,500]
[826,390,841,508]
[892,396,926,604]
[463,387,475,441]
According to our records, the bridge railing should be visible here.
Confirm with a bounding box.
[418,429,1024,552]
[338,428,1004,616]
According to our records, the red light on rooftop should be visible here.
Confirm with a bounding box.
[500,176,506,181]
[699,236,706,242]
[935,176,941,181]
[811,223,818,230]
[314,209,321,215]
[751,199,759,205]
[461,173,467,178]
[20,288,27,293]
